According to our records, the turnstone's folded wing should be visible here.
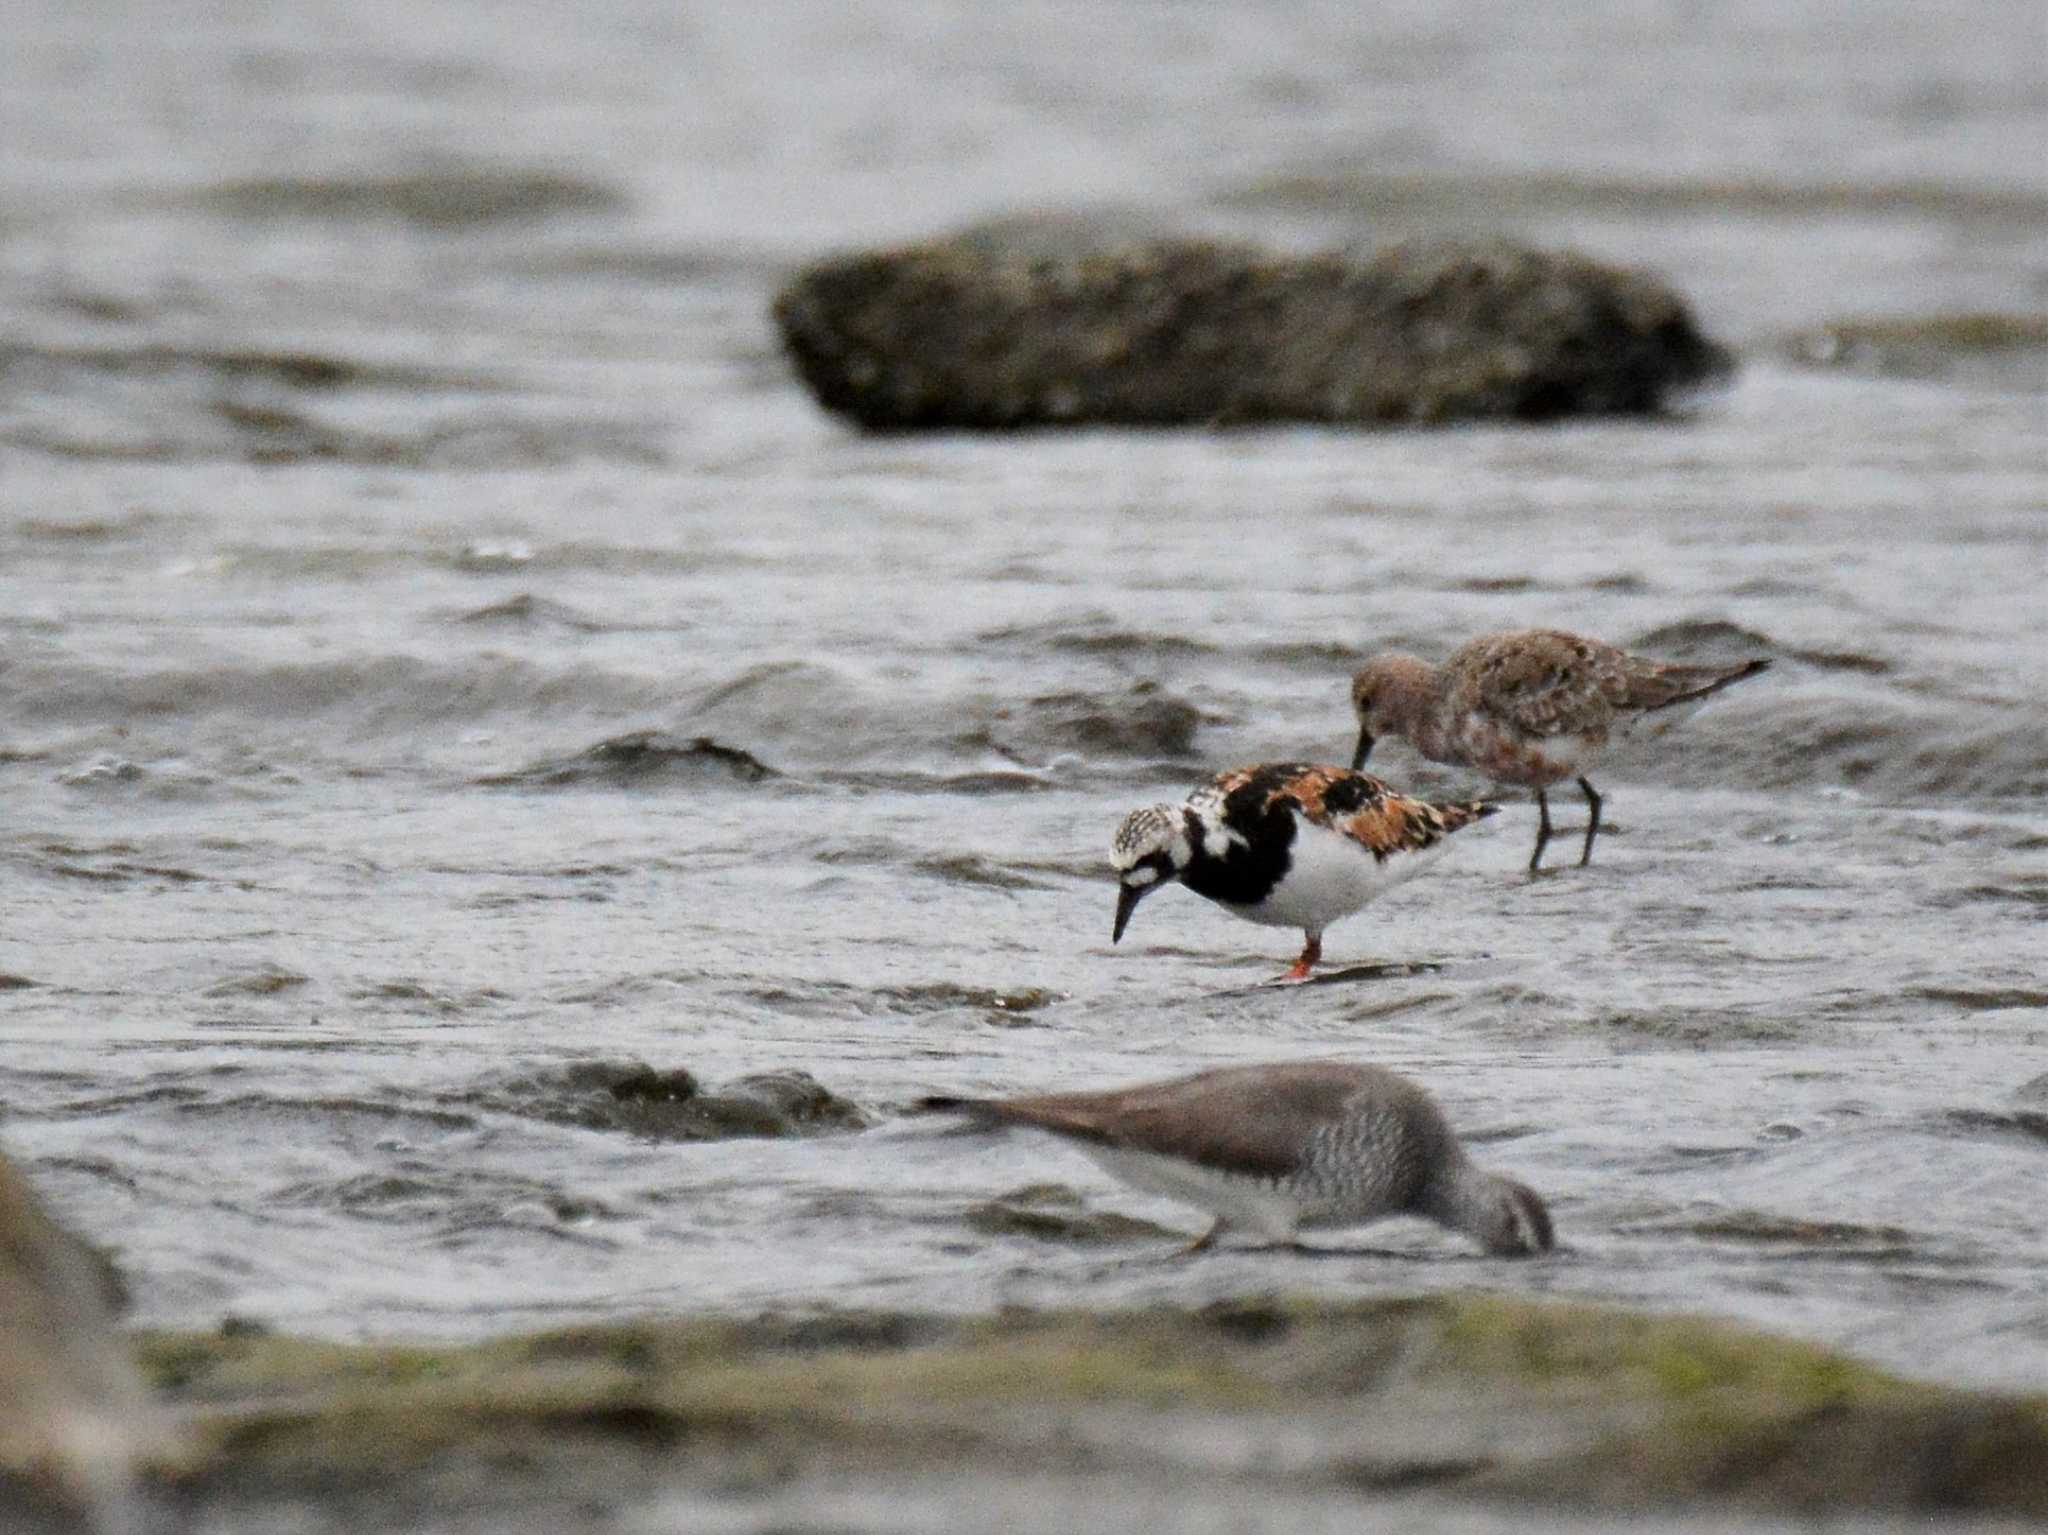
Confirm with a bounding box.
[1206,762,1400,827]
[1206,762,1486,860]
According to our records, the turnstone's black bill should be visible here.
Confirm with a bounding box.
[1111,763,1497,983]
[920,1060,1554,1257]
[1351,627,1771,873]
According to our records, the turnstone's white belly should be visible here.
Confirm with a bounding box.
[1075,1143,1302,1241]
[1229,814,1450,931]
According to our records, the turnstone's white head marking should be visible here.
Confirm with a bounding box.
[917,1060,1555,1258]
[1351,628,1771,871]
[1110,803,1191,943]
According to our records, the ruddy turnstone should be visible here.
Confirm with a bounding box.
[1350,628,1770,872]
[920,1060,1554,1257]
[1111,763,1496,983]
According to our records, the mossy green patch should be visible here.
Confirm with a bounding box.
[1426,1293,1913,1410]
[131,1294,2048,1522]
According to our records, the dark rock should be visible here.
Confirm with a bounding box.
[188,169,629,228]
[960,1184,1178,1245]
[687,1071,871,1138]
[774,225,1732,431]
[452,593,610,632]
[1011,681,1205,760]
[607,1067,701,1104]
[463,1062,867,1142]
[1782,311,2048,385]
[479,732,778,790]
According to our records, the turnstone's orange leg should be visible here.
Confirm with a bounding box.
[1529,790,1555,873]
[1179,1219,1229,1256]
[1576,777,1603,866]
[1275,934,1322,984]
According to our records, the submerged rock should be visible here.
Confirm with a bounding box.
[0,1150,162,1532]
[135,1294,2048,1532]
[186,168,630,228]
[982,680,1207,762]
[462,1061,868,1141]
[961,1184,1178,1245]
[774,224,1732,430]
[1782,311,2048,385]
[479,731,779,789]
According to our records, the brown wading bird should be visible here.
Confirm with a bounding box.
[920,1061,1554,1257]
[1350,628,1771,872]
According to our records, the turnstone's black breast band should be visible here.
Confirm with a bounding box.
[1181,796,1294,909]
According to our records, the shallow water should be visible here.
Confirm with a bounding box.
[3,0,2046,1418]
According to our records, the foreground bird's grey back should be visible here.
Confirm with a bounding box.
[936,1061,1434,1187]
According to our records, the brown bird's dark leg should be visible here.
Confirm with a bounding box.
[1529,789,1554,873]
[1276,933,1322,984]
[1577,777,1603,866]
[1179,1219,1229,1256]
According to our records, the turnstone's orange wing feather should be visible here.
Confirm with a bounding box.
[1256,764,1387,820]
[1200,762,1397,824]
[1335,790,1495,860]
[1192,762,1374,831]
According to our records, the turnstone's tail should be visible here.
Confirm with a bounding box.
[1434,799,1499,833]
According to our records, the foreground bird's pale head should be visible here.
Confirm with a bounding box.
[1349,652,1439,770]
[1110,804,1191,943]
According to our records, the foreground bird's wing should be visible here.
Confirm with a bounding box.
[946,1064,1385,1180]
